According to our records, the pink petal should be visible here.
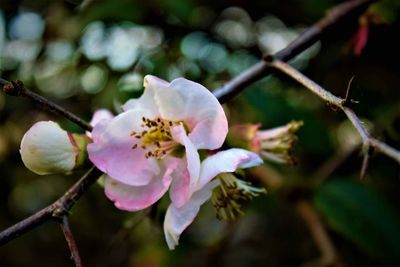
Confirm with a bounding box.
[197,148,263,191]
[87,109,114,138]
[168,158,190,209]
[90,109,114,126]
[170,124,200,198]
[88,109,160,186]
[353,24,369,56]
[104,165,173,211]
[163,180,219,250]
[122,75,168,116]
[154,77,228,150]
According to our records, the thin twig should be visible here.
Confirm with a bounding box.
[270,60,400,173]
[312,142,361,184]
[213,0,377,103]
[60,216,84,267]
[0,166,102,245]
[0,79,92,131]
[296,200,344,267]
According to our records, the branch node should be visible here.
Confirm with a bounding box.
[3,80,26,96]
[326,102,341,112]
[262,54,274,62]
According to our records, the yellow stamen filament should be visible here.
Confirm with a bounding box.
[130,116,183,159]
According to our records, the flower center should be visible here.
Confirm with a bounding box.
[130,117,183,159]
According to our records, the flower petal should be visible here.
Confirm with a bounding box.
[170,124,200,198]
[122,75,168,117]
[163,180,219,250]
[87,109,114,138]
[88,109,160,186]
[169,158,191,209]
[197,148,263,191]
[90,109,114,127]
[20,121,78,175]
[104,165,173,211]
[154,77,228,150]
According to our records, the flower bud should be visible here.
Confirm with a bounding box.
[20,121,88,175]
[228,121,303,164]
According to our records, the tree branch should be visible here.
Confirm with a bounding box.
[60,216,84,267]
[0,166,102,245]
[213,0,377,103]
[270,59,400,173]
[0,79,92,131]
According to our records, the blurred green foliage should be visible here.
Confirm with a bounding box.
[1,0,400,266]
[315,179,400,266]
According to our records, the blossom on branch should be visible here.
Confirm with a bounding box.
[87,75,264,249]
[87,75,228,212]
[228,121,303,164]
[20,121,88,175]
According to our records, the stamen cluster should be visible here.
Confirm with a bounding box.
[212,173,266,221]
[130,117,181,159]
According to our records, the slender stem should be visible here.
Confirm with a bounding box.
[0,79,92,131]
[0,207,53,245]
[269,59,400,166]
[272,61,343,105]
[370,138,400,163]
[312,143,360,183]
[213,0,377,103]
[60,216,84,267]
[342,108,369,145]
[295,200,343,267]
[0,166,102,246]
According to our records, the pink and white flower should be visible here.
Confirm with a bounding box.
[87,75,228,212]
[87,75,264,249]
[163,148,263,249]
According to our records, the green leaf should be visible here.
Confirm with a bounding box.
[314,179,400,266]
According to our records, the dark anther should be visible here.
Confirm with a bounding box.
[3,80,25,96]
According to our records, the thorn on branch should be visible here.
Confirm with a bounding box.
[342,76,359,107]
[360,147,370,179]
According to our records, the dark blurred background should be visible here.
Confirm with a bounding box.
[0,0,400,266]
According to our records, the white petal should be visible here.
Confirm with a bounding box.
[87,109,114,138]
[90,109,114,127]
[197,148,263,191]
[154,77,228,150]
[170,124,200,198]
[163,180,219,250]
[20,121,78,175]
[122,75,168,118]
